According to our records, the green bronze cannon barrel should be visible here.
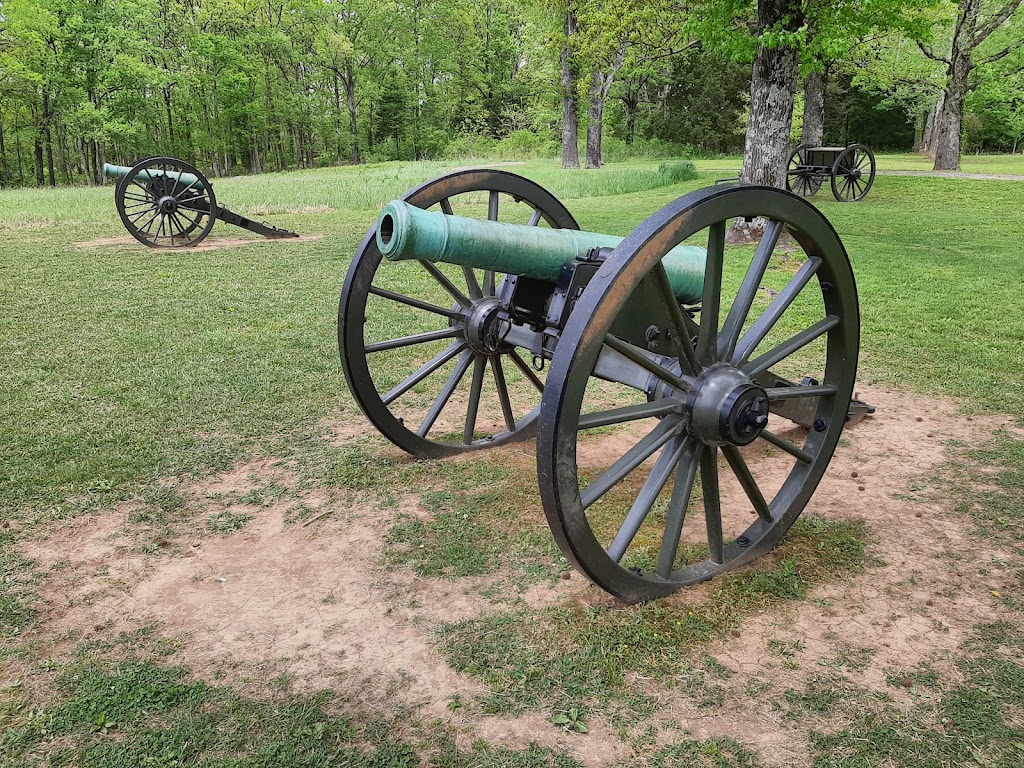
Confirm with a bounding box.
[376,200,706,304]
[103,163,205,192]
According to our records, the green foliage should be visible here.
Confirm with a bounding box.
[642,48,749,154]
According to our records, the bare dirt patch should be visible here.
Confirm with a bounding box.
[73,234,323,250]
[20,459,483,717]
[18,387,1018,764]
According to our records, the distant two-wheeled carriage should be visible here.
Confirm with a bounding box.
[786,144,876,202]
[104,156,299,247]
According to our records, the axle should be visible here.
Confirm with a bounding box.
[376,200,707,304]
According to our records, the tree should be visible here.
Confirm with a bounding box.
[919,0,1024,169]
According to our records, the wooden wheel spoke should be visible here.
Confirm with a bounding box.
[381,341,466,406]
[656,439,701,578]
[651,264,700,375]
[718,220,781,361]
[417,349,473,437]
[528,207,543,226]
[578,399,682,430]
[508,349,545,393]
[759,429,814,464]
[419,261,472,309]
[743,314,839,377]
[701,447,724,564]
[580,417,679,509]
[603,333,694,394]
[732,256,822,366]
[364,327,461,353]
[491,355,516,432]
[764,384,836,400]
[368,285,462,320]
[463,355,487,444]
[722,445,773,522]
[696,221,725,364]
[463,266,483,300]
[608,436,689,562]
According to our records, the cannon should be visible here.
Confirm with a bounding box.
[786,144,876,202]
[338,169,868,601]
[104,156,299,247]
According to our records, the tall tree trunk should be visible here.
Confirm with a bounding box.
[560,5,579,169]
[0,119,9,185]
[801,69,827,147]
[585,71,605,169]
[933,51,972,170]
[43,91,55,187]
[343,67,361,164]
[34,137,44,186]
[733,0,803,241]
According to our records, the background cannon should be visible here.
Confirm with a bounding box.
[338,169,868,601]
[104,156,299,247]
[786,144,876,202]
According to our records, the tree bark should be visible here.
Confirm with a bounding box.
[931,0,980,173]
[560,5,579,169]
[800,69,827,147]
[343,67,361,164]
[585,70,605,169]
[732,0,803,242]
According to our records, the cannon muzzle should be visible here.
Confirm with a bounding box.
[103,162,205,192]
[376,200,706,304]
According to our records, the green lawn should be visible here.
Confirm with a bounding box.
[2,159,1023,767]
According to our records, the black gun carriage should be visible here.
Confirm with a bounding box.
[338,169,870,602]
[104,157,299,247]
[786,144,876,202]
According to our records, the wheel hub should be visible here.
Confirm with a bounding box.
[687,365,768,447]
[157,195,178,215]
[463,297,508,354]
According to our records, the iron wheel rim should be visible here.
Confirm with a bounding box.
[537,185,859,602]
[785,145,821,198]
[831,145,876,203]
[338,169,579,458]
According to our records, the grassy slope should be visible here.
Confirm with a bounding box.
[2,159,1023,766]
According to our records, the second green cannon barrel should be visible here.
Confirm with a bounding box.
[103,163,204,191]
[376,200,706,304]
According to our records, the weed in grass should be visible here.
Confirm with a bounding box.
[206,509,253,534]
[644,738,763,768]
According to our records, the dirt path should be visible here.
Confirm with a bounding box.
[702,168,1024,181]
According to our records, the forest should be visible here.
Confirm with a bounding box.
[0,0,1021,188]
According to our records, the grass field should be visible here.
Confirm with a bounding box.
[2,155,1023,767]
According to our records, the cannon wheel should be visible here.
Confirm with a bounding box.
[115,157,217,248]
[338,169,579,458]
[830,145,875,202]
[785,145,822,198]
[537,185,859,602]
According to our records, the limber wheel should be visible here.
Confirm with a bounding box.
[831,145,875,202]
[338,169,579,458]
[785,145,822,198]
[538,185,859,602]
[115,157,217,247]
